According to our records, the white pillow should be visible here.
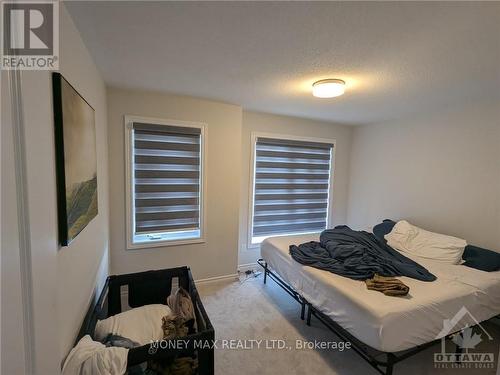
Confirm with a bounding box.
[94,304,172,346]
[385,220,466,264]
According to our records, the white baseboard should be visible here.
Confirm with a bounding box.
[195,273,238,284]
[237,262,259,273]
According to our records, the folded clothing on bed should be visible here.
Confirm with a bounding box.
[365,274,409,296]
[289,225,436,281]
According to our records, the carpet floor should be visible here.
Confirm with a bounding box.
[197,274,500,375]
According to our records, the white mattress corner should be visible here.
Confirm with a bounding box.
[261,234,500,352]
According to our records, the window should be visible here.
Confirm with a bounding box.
[249,134,335,245]
[125,116,205,249]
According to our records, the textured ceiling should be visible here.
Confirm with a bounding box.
[66,1,500,125]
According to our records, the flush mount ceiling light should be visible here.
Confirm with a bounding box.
[312,79,346,98]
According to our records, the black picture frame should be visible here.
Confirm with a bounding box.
[52,72,98,246]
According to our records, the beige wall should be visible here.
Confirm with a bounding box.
[347,100,500,251]
[107,91,355,275]
[6,5,110,370]
[107,88,242,279]
[238,111,354,266]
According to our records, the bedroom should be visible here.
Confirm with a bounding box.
[1,1,499,375]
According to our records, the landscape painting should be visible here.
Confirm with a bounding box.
[53,73,98,246]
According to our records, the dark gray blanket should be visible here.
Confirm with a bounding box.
[289,226,436,281]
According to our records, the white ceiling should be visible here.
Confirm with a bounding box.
[66,1,500,125]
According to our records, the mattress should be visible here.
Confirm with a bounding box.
[261,233,500,352]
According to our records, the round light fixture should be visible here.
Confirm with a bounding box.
[312,79,345,98]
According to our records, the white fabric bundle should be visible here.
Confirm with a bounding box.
[385,220,466,264]
[94,304,172,346]
[62,335,128,375]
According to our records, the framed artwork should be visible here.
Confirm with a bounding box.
[52,72,98,246]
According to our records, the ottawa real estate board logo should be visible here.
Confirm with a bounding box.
[434,306,496,370]
[1,1,59,70]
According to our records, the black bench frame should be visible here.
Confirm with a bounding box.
[257,258,484,375]
[77,266,214,375]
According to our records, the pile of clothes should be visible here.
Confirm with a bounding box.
[63,287,198,375]
[144,287,198,375]
[364,274,410,297]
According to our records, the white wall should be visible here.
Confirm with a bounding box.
[1,71,28,375]
[8,4,110,371]
[238,111,354,266]
[107,88,242,280]
[347,100,500,250]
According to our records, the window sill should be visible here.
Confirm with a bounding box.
[127,237,206,250]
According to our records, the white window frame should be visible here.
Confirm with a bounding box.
[247,132,336,249]
[125,115,207,250]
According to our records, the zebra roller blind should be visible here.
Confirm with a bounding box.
[133,122,201,235]
[252,137,333,239]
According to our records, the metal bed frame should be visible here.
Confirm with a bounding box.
[257,258,467,375]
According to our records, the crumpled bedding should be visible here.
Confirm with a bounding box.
[289,225,436,281]
[262,233,500,352]
[62,335,128,375]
